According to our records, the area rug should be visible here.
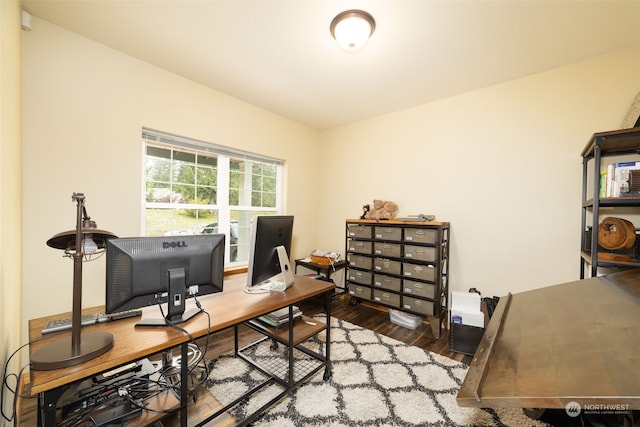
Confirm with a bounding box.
[206,316,549,426]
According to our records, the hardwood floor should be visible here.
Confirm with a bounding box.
[302,293,471,364]
[17,293,469,426]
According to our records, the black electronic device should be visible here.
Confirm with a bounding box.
[88,399,142,426]
[58,358,155,423]
[105,234,225,326]
[245,215,295,293]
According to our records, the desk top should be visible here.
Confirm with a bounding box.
[28,274,334,395]
[457,269,640,409]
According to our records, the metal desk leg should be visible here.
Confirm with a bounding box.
[180,342,188,427]
[38,385,69,427]
[288,305,294,387]
[323,289,332,380]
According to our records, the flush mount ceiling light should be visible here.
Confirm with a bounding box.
[330,9,376,52]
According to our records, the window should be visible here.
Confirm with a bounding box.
[143,129,284,265]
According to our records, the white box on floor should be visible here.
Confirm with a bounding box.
[450,291,480,312]
[450,291,484,327]
[389,309,422,330]
[450,309,484,328]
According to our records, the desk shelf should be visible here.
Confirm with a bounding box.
[238,335,325,385]
[246,315,326,345]
[199,306,331,427]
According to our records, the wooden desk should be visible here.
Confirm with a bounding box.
[457,269,640,410]
[28,274,335,426]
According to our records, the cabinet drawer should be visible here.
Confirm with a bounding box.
[348,254,372,270]
[402,263,435,281]
[373,258,402,275]
[348,239,372,255]
[403,279,435,299]
[374,226,402,241]
[404,245,436,262]
[404,228,437,244]
[349,285,371,300]
[373,274,402,292]
[347,224,373,239]
[374,242,401,258]
[403,297,434,316]
[348,270,372,285]
[373,290,401,307]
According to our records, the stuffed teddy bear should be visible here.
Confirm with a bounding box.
[365,199,399,220]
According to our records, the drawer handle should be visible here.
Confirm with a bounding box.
[415,248,425,254]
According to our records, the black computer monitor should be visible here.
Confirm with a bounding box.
[105,234,225,326]
[246,215,294,292]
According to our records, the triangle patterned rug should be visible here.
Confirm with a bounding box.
[206,316,548,426]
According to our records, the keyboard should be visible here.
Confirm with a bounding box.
[41,309,143,334]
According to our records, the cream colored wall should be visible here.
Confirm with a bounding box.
[1,1,24,424]
[18,13,640,348]
[317,48,640,298]
[21,18,321,330]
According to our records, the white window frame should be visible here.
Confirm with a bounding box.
[142,128,284,266]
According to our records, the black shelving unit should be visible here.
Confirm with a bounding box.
[580,127,640,278]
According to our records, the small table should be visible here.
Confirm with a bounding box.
[294,258,346,282]
[295,258,347,298]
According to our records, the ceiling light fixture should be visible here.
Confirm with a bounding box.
[330,9,376,52]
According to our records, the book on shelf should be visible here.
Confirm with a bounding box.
[606,164,614,197]
[257,306,302,327]
[600,161,640,198]
[613,161,640,197]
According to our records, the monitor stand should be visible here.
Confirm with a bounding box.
[265,245,296,292]
[136,268,202,327]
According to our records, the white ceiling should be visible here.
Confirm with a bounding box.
[21,0,640,130]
